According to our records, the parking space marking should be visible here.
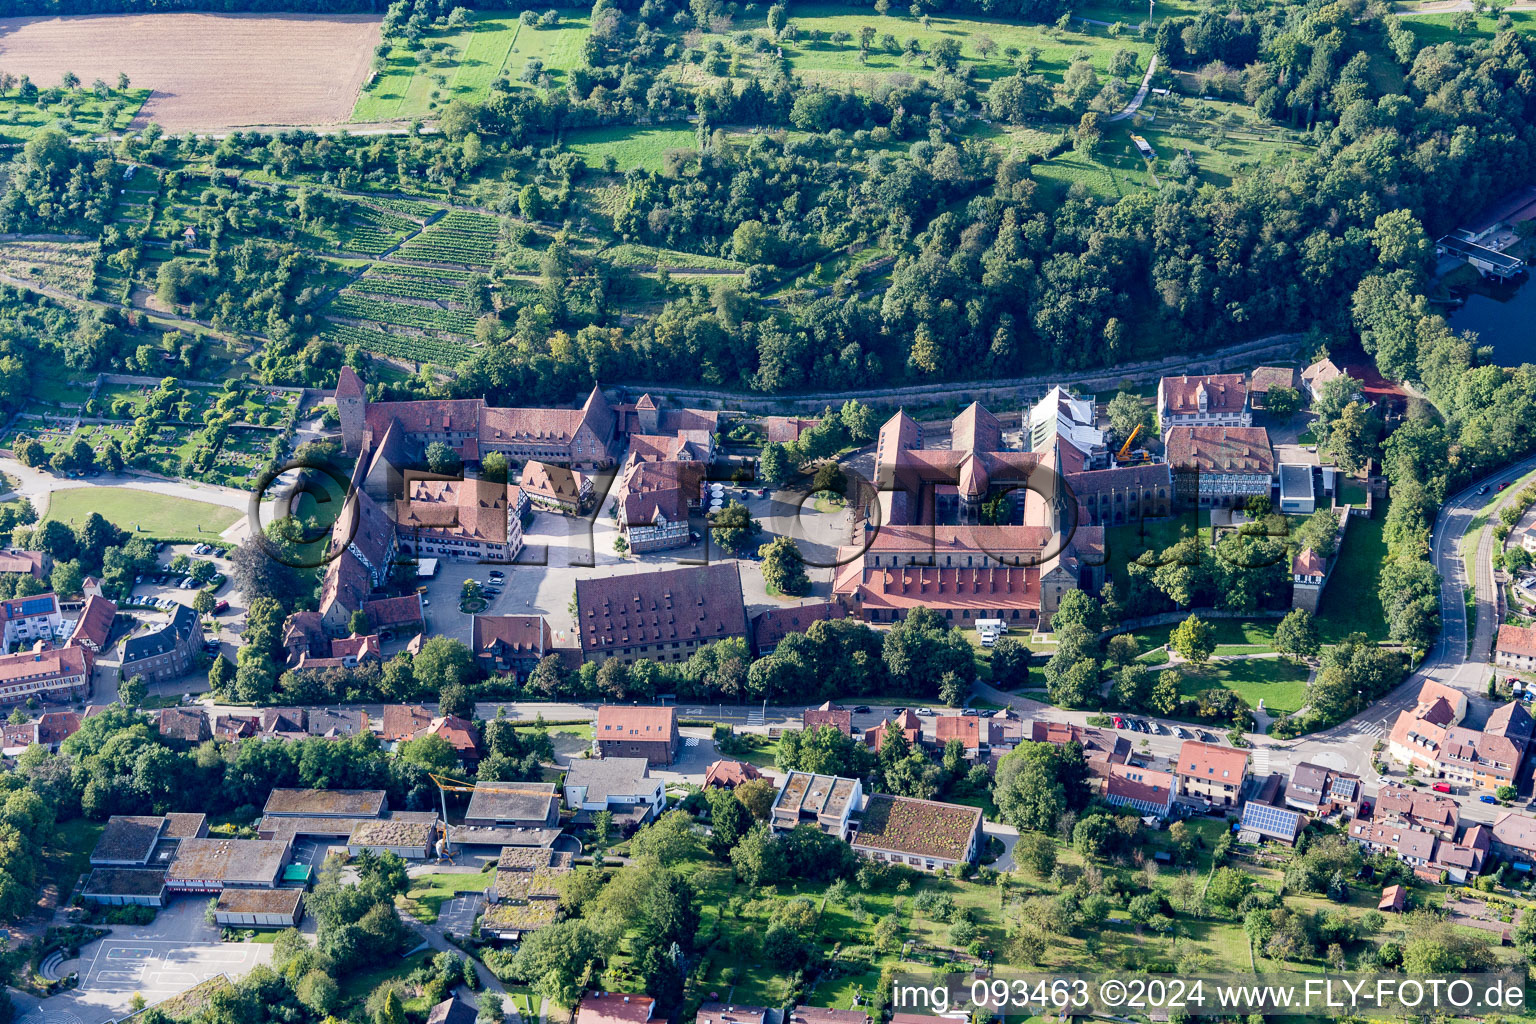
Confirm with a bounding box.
[105,948,153,959]
[166,949,249,964]
[150,972,201,987]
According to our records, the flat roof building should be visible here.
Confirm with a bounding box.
[463,781,561,828]
[165,838,289,892]
[262,788,388,818]
[850,794,983,872]
[213,888,305,928]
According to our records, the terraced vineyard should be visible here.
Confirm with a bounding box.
[334,204,420,255]
[0,240,98,296]
[329,292,480,335]
[353,263,476,302]
[326,323,473,368]
[394,210,501,265]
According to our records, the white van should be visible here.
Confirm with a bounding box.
[976,619,1008,635]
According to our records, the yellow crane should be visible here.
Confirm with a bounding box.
[1116,423,1143,461]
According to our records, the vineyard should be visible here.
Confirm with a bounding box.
[329,292,480,335]
[602,242,744,271]
[352,263,478,304]
[394,210,501,265]
[0,240,98,297]
[325,323,473,368]
[334,204,421,256]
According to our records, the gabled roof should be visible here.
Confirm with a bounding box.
[1160,374,1247,415]
[575,563,746,653]
[1498,623,1536,658]
[1175,740,1248,782]
[1165,426,1275,476]
[595,705,677,742]
[381,704,433,742]
[69,595,117,651]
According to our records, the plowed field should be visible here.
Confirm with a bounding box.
[0,13,381,131]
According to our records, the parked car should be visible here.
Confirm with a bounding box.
[1173,726,1187,738]
[1480,795,1498,804]
[1500,481,1510,491]
[1199,730,1215,742]
[852,705,870,714]
[1478,485,1491,495]
[1113,716,1125,729]
[489,570,506,580]
[915,707,934,716]
[1433,783,1453,793]
[214,600,229,614]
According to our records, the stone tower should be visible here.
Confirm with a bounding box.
[336,367,367,456]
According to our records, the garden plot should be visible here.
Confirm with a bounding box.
[0,240,97,296]
[393,211,501,266]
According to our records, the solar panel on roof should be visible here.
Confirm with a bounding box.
[17,597,52,616]
[1240,802,1301,838]
[1329,777,1358,800]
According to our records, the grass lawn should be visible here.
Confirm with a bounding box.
[399,870,493,923]
[0,87,150,144]
[1104,513,1204,589]
[354,13,588,122]
[564,125,699,172]
[1125,618,1277,655]
[1399,9,1536,46]
[44,818,103,897]
[44,486,240,538]
[706,4,1154,88]
[1316,502,1388,643]
[1174,656,1310,715]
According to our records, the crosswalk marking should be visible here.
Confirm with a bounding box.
[1352,721,1385,739]
[746,709,765,726]
[1249,749,1271,774]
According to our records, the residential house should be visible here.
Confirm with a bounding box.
[424,715,482,766]
[473,615,552,677]
[381,705,433,744]
[803,700,853,736]
[865,710,922,751]
[771,771,863,838]
[1374,784,1459,838]
[158,708,211,744]
[1285,762,1362,816]
[563,757,664,827]
[703,759,761,788]
[575,993,654,1024]
[121,604,203,683]
[1173,740,1248,807]
[594,705,680,765]
[1248,367,1298,410]
[1497,623,1536,673]
[519,461,591,514]
[1106,763,1175,817]
[1491,811,1536,864]
[751,602,845,657]
[1031,721,1131,782]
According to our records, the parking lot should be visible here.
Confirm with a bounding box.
[414,487,853,643]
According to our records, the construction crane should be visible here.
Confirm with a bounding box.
[427,775,561,861]
[1116,423,1143,462]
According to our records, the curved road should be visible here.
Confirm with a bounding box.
[971,454,1536,825]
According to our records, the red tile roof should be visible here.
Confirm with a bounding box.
[37,710,80,746]
[1175,740,1248,783]
[473,615,551,660]
[703,759,761,787]
[427,715,482,759]
[835,563,1038,614]
[519,461,588,503]
[69,595,116,652]
[751,602,845,653]
[803,701,853,734]
[1293,548,1325,575]
[935,714,983,750]
[1499,623,1536,659]
[363,594,424,628]
[595,705,677,741]
[576,993,654,1024]
[575,563,746,654]
[1165,426,1275,476]
[381,704,432,742]
[1160,374,1248,415]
